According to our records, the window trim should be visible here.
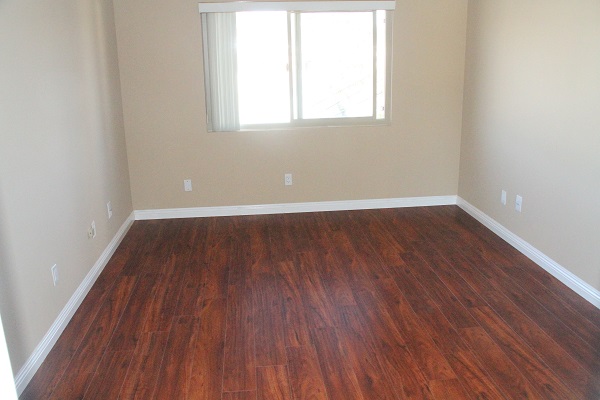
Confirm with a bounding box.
[199,1,396,13]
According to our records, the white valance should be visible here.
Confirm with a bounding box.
[198,1,395,13]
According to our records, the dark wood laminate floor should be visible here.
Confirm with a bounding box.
[21,206,600,399]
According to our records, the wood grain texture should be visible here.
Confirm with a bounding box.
[21,208,600,400]
[187,298,227,399]
[118,332,169,400]
[256,365,293,400]
[311,327,364,400]
[152,316,200,399]
[286,345,328,400]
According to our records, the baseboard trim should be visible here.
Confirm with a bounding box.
[14,212,135,395]
[457,197,600,309]
[133,195,458,220]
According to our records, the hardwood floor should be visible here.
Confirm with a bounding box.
[21,206,600,399]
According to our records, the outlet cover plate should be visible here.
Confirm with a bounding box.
[51,264,58,286]
[515,195,523,212]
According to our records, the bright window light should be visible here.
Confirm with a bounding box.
[200,3,393,131]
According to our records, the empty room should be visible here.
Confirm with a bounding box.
[1,0,599,399]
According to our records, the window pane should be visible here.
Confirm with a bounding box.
[299,12,374,119]
[236,12,290,125]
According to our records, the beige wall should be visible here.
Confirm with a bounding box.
[0,0,132,372]
[114,0,468,210]
[459,0,600,290]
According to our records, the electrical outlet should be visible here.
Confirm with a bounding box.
[284,173,293,186]
[88,221,97,239]
[515,195,523,212]
[501,190,507,205]
[51,264,58,286]
[184,179,193,192]
[107,201,112,219]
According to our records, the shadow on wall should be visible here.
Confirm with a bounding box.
[0,182,24,373]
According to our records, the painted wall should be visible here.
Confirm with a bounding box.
[0,0,132,372]
[114,0,468,210]
[459,0,600,290]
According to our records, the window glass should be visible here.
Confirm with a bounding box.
[236,12,290,125]
[201,7,391,131]
[300,12,374,119]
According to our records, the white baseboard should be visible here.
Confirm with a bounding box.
[457,197,600,310]
[133,195,459,220]
[14,212,135,395]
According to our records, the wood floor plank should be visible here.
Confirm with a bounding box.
[118,331,169,400]
[224,391,257,400]
[141,254,187,333]
[380,352,435,400]
[107,273,156,350]
[286,345,329,400]
[172,220,210,316]
[460,326,543,400]
[223,282,257,392]
[444,350,507,400]
[311,327,364,400]
[431,207,600,340]
[443,238,600,398]
[458,241,600,376]
[322,215,382,296]
[253,271,287,366]
[82,350,133,400]
[197,233,233,301]
[452,208,600,328]
[412,241,486,309]
[187,298,227,399]
[153,315,200,399]
[471,306,577,399]
[20,274,119,400]
[428,379,472,400]
[120,220,177,276]
[49,275,137,399]
[294,251,338,329]
[276,261,312,347]
[451,210,600,332]
[268,213,311,262]
[429,379,472,400]
[256,365,293,400]
[476,290,600,399]
[338,306,402,399]
[400,251,479,329]
[360,276,456,382]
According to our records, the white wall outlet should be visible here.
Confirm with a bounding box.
[88,221,97,239]
[51,264,58,286]
[515,195,523,212]
[107,201,113,219]
[284,173,293,186]
[501,190,507,205]
[184,179,193,192]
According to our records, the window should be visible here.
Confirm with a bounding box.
[199,1,394,131]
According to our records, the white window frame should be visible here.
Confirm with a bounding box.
[199,1,395,132]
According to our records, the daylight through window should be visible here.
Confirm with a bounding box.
[199,1,394,131]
